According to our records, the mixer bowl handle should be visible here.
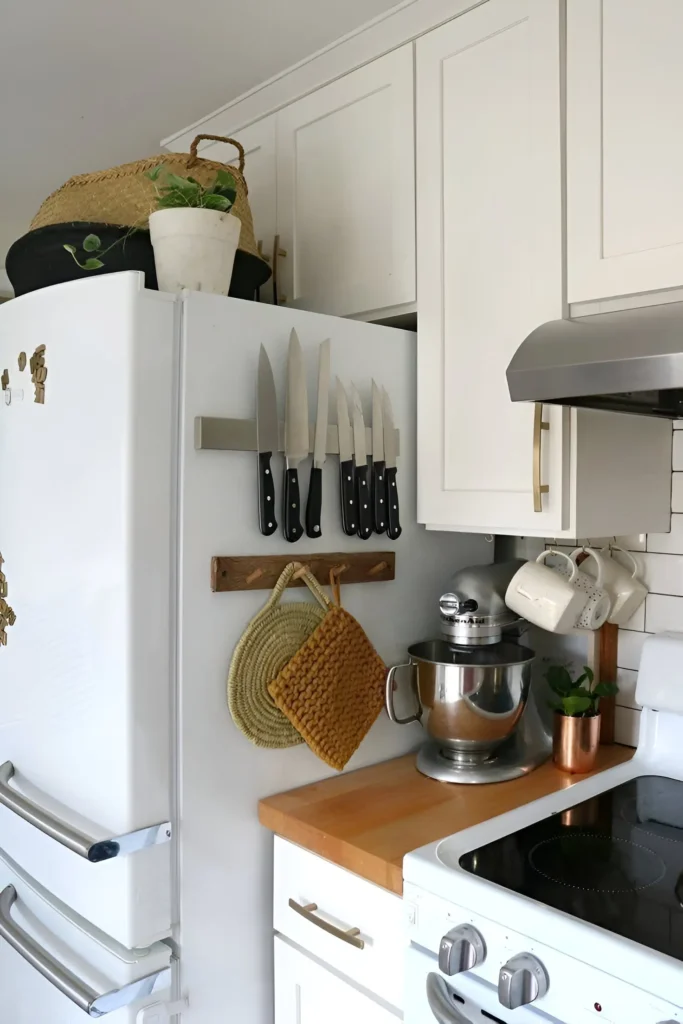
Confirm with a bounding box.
[385,662,421,725]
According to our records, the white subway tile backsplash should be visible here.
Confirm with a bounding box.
[647,513,683,554]
[674,431,683,471]
[614,706,640,747]
[672,473,683,512]
[616,667,640,710]
[675,420,683,429]
[645,593,683,633]
[617,629,647,671]
[637,552,683,596]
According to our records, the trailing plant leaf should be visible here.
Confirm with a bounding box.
[146,164,238,214]
[545,665,574,697]
[214,169,237,191]
[82,258,104,270]
[202,193,231,211]
[63,244,76,255]
[82,234,101,252]
[561,695,592,717]
[145,164,164,182]
[593,682,619,698]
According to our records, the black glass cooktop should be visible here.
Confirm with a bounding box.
[459,775,683,961]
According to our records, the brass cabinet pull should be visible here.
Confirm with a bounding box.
[288,898,365,949]
[533,403,550,512]
[272,234,288,305]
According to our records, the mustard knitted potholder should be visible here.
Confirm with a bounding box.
[268,577,386,770]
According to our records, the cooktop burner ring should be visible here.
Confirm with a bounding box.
[528,832,667,893]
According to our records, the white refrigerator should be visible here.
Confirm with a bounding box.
[0,272,487,1022]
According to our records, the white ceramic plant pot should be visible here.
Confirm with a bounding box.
[149,208,241,295]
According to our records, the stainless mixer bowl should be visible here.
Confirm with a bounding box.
[385,639,534,764]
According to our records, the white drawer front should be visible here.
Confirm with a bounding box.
[273,837,404,1010]
[0,845,172,1023]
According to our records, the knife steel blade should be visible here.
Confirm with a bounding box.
[371,380,386,535]
[336,379,356,536]
[256,345,278,536]
[305,339,330,539]
[351,385,372,540]
[382,388,401,540]
[283,329,308,542]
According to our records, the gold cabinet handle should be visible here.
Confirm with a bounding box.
[288,898,365,949]
[272,234,288,305]
[533,403,550,512]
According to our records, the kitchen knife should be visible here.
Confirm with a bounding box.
[383,388,401,540]
[283,329,308,543]
[256,344,278,536]
[351,385,373,541]
[336,379,356,536]
[305,339,330,539]
[371,380,386,534]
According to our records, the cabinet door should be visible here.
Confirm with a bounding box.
[276,45,415,318]
[416,0,565,534]
[200,115,277,299]
[568,1,683,303]
[274,937,400,1024]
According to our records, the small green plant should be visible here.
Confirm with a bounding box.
[63,233,106,271]
[145,165,237,212]
[545,663,618,718]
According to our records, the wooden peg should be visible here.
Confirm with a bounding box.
[245,568,264,585]
[292,564,310,581]
[368,560,388,576]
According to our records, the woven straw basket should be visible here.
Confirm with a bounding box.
[30,134,262,262]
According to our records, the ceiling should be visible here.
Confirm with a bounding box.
[0,0,399,272]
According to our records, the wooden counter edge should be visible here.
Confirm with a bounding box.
[259,746,634,897]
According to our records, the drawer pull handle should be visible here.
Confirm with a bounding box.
[532,402,550,513]
[288,898,365,949]
[0,761,171,862]
[0,885,170,1017]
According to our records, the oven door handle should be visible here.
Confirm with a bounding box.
[426,974,474,1024]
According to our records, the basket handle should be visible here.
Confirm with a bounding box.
[266,563,331,612]
[188,134,245,172]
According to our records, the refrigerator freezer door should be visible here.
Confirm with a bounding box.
[0,274,175,947]
[0,846,172,1023]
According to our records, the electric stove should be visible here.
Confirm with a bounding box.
[403,632,683,1024]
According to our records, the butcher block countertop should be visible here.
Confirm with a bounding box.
[259,745,634,895]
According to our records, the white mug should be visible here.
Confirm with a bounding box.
[505,551,589,634]
[574,545,647,626]
[553,548,611,631]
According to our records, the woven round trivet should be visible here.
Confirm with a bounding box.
[227,563,331,748]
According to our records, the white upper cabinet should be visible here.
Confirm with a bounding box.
[567,0,683,303]
[275,45,416,318]
[198,116,277,299]
[417,0,566,535]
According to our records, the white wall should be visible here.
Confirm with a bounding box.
[176,293,490,1024]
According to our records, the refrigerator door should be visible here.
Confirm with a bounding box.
[0,845,172,1023]
[0,273,176,947]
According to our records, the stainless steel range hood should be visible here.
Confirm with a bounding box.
[507,300,683,418]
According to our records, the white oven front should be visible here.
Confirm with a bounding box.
[405,944,564,1024]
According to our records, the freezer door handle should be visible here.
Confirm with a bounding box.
[0,761,171,862]
[0,885,171,1017]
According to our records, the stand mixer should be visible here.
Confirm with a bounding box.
[385,561,552,783]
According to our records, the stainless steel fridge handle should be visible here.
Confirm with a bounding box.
[0,761,171,862]
[426,974,474,1024]
[0,886,170,1018]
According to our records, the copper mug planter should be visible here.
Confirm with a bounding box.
[553,713,601,774]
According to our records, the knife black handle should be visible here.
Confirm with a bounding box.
[339,459,356,536]
[385,466,402,540]
[372,460,386,534]
[355,464,373,540]
[258,452,278,536]
[305,466,323,539]
[283,467,304,543]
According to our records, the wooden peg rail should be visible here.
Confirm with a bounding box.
[211,552,396,592]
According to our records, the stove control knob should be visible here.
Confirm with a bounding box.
[438,925,486,976]
[498,954,548,1009]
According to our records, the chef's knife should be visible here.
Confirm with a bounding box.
[336,379,356,536]
[351,385,373,541]
[383,388,402,540]
[371,380,386,534]
[283,329,308,543]
[256,344,278,536]
[305,339,330,539]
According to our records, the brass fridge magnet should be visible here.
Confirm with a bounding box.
[0,554,16,647]
[17,352,26,372]
[1,370,8,391]
[30,345,47,404]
